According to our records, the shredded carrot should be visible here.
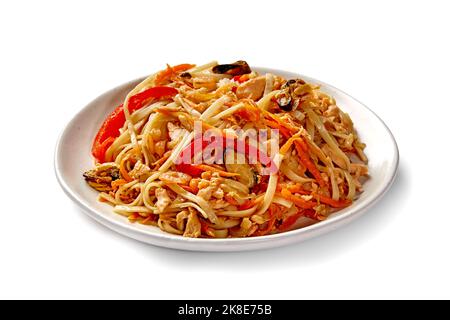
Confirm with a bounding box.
[263,111,298,132]
[264,119,291,138]
[147,135,155,154]
[280,134,301,155]
[152,151,172,167]
[111,179,127,189]
[155,63,195,85]
[295,136,309,153]
[119,157,133,182]
[264,111,321,195]
[293,139,327,188]
[255,206,276,236]
[280,189,316,209]
[286,184,352,208]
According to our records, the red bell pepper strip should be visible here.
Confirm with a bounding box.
[92,106,126,163]
[127,86,179,113]
[91,86,178,163]
[92,136,116,163]
[175,133,276,177]
[175,164,204,177]
[174,133,211,176]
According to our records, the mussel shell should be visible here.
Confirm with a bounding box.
[212,60,251,76]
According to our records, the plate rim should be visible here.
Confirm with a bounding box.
[55,67,399,251]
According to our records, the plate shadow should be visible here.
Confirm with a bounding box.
[74,161,409,270]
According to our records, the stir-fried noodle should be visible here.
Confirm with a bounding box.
[83,61,368,238]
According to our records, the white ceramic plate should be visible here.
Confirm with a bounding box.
[55,67,399,252]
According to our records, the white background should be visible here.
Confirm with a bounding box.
[1,0,449,299]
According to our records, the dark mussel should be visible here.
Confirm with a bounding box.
[212,60,251,76]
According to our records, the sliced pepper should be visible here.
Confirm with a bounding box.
[91,86,178,163]
[92,136,116,163]
[175,133,275,177]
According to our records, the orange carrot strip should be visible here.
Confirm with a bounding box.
[152,151,172,167]
[120,158,133,182]
[255,206,277,236]
[295,136,309,152]
[293,140,327,188]
[286,184,352,208]
[279,135,298,155]
[264,112,322,189]
[155,63,195,85]
[111,179,127,189]
[263,111,299,134]
[280,189,316,209]
[264,119,291,138]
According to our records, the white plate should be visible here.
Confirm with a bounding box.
[55,67,399,252]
